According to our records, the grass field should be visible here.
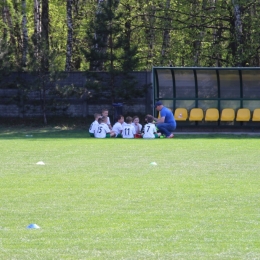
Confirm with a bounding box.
[0,128,260,259]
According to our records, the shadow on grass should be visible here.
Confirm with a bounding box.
[0,126,89,139]
[0,117,92,139]
[0,127,259,140]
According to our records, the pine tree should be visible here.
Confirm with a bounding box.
[83,0,147,104]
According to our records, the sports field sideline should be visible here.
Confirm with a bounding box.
[0,128,259,259]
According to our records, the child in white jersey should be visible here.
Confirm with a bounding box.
[112,115,125,138]
[143,115,161,139]
[89,113,101,137]
[132,116,142,138]
[122,116,136,138]
[102,108,112,130]
[94,116,115,138]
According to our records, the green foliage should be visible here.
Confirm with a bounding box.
[1,0,260,71]
[82,0,147,103]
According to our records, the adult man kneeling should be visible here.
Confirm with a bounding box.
[153,101,176,138]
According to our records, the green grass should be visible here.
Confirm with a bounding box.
[0,129,260,259]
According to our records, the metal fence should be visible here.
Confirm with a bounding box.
[0,71,152,118]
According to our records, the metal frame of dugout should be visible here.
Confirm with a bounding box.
[153,67,260,129]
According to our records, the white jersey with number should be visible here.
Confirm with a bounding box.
[89,120,99,134]
[94,123,110,138]
[112,122,123,136]
[122,124,136,138]
[143,123,157,139]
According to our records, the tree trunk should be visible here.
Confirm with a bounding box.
[89,0,108,71]
[41,0,49,72]
[141,1,156,69]
[71,0,82,70]
[65,0,73,72]
[2,4,8,39]
[40,0,49,124]
[33,0,41,60]
[3,2,20,60]
[21,0,28,68]
[232,0,243,66]
[192,0,206,66]
[13,1,23,59]
[161,0,171,66]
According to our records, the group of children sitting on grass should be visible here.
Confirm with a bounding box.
[89,109,163,139]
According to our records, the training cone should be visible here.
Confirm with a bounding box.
[150,162,157,166]
[36,161,45,165]
[27,224,40,229]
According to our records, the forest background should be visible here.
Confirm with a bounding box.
[1,0,260,123]
[1,0,260,72]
